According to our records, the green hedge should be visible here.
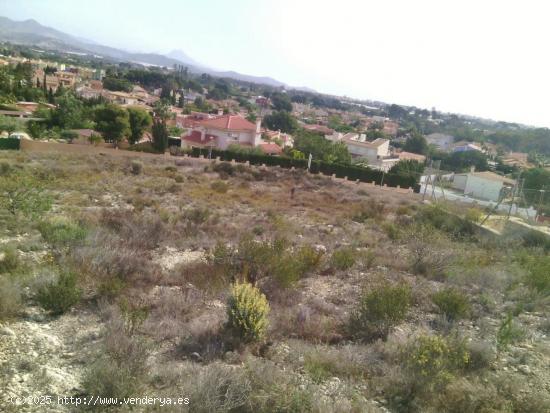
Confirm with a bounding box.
[0,138,20,150]
[187,147,419,189]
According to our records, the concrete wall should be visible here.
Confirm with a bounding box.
[452,174,468,191]
[464,175,503,202]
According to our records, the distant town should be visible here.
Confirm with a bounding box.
[0,42,549,219]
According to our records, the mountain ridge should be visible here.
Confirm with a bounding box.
[0,16,292,88]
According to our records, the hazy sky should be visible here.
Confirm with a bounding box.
[2,0,549,127]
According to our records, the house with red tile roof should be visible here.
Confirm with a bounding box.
[396,151,426,162]
[182,114,263,150]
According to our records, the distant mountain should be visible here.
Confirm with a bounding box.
[0,16,292,88]
[166,49,204,68]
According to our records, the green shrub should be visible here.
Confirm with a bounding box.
[382,221,401,240]
[0,246,20,273]
[38,219,87,246]
[183,207,210,225]
[403,334,470,389]
[524,255,550,295]
[211,180,229,193]
[521,231,550,251]
[227,282,270,343]
[210,237,320,288]
[213,161,235,176]
[497,314,525,353]
[352,199,386,222]
[294,245,324,274]
[432,288,471,321]
[416,205,477,239]
[464,207,483,223]
[350,282,411,341]
[36,272,81,315]
[330,247,356,271]
[0,173,52,218]
[130,160,142,175]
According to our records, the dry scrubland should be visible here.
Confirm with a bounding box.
[0,151,549,413]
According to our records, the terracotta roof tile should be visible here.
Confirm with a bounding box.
[200,115,256,131]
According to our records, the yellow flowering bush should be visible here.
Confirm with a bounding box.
[227,282,270,342]
[404,334,470,388]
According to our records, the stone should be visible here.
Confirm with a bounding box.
[0,326,15,336]
[190,352,203,362]
[518,364,531,375]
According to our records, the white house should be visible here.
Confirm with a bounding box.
[452,142,483,153]
[451,171,516,202]
[326,132,390,161]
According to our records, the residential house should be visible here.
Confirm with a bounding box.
[263,129,294,148]
[451,170,516,202]
[396,151,427,163]
[55,71,77,88]
[103,91,138,105]
[183,115,262,150]
[501,152,530,168]
[452,141,483,153]
[182,114,282,155]
[176,112,217,129]
[425,133,455,151]
[326,132,390,161]
[76,86,103,100]
[303,124,334,135]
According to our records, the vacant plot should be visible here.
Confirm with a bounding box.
[0,151,548,413]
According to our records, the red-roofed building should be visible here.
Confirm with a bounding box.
[303,124,334,135]
[259,143,283,155]
[182,114,263,150]
[396,151,426,162]
[182,130,217,148]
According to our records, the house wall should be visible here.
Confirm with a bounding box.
[206,128,257,150]
[464,175,503,201]
[376,140,390,157]
[452,174,468,191]
[346,143,378,159]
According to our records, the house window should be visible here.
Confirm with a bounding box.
[228,132,239,139]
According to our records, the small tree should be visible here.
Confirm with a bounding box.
[127,107,152,145]
[95,104,130,147]
[227,282,269,343]
[151,118,168,153]
[404,132,429,155]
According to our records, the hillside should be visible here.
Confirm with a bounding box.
[0,150,549,412]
